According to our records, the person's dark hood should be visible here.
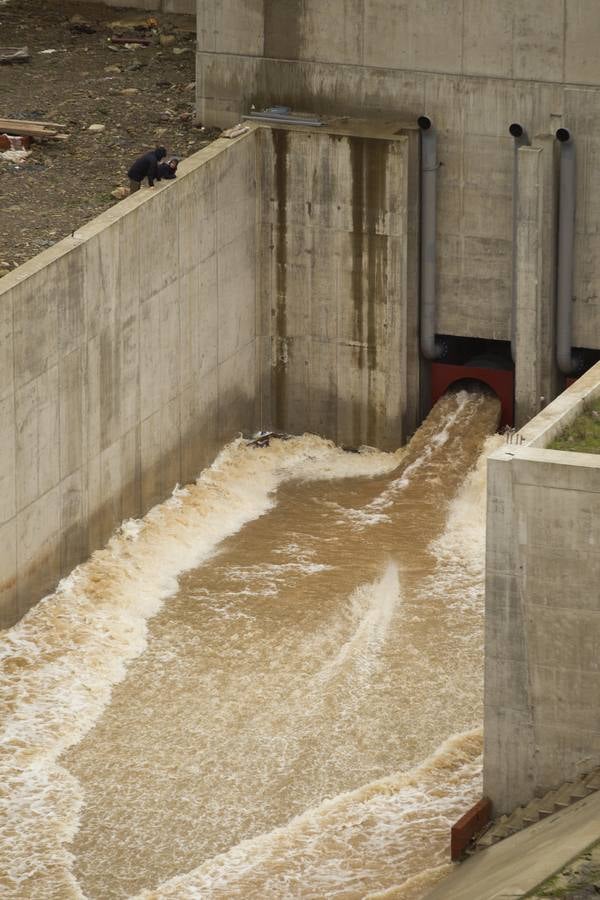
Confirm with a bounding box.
[154,146,167,160]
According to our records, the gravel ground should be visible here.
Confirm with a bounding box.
[526,839,600,898]
[0,0,215,276]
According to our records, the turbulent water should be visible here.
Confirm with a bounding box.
[0,390,501,900]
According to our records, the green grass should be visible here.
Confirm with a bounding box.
[548,398,600,454]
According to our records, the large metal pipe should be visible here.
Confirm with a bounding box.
[555,128,577,375]
[509,123,530,363]
[418,116,444,360]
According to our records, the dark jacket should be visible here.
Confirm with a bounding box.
[157,161,177,180]
[127,147,167,186]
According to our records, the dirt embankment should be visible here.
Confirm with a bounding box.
[0,0,216,275]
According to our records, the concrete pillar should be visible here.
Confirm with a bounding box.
[514,140,559,427]
[514,146,543,426]
[483,451,536,814]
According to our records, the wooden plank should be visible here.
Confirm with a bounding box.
[0,118,65,130]
[109,35,152,46]
[0,124,57,139]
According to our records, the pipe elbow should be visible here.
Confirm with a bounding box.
[509,123,530,148]
[421,335,445,361]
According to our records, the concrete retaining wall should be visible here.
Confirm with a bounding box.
[0,132,258,628]
[0,116,417,627]
[485,362,600,813]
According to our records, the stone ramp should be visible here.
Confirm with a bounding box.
[424,789,600,900]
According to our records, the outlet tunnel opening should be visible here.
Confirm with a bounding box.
[429,336,514,428]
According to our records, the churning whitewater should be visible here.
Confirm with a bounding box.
[0,390,501,899]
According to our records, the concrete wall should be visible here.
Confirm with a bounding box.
[0,132,258,628]
[0,116,417,627]
[256,121,420,449]
[196,0,600,411]
[485,362,600,813]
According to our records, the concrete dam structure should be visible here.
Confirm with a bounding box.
[2,0,600,891]
[197,0,600,422]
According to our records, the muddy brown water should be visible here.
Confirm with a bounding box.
[1,390,501,899]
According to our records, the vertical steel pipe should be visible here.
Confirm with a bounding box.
[418,116,443,360]
[555,128,577,375]
[509,123,530,363]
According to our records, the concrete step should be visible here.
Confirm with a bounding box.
[472,766,600,856]
[475,831,497,850]
[551,781,579,810]
[583,769,600,790]
[424,789,600,900]
[569,783,592,802]
[520,798,543,826]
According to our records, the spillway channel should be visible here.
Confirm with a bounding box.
[1,390,501,899]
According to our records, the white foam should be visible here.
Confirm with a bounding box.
[133,729,483,899]
[317,562,401,683]
[368,391,474,511]
[0,436,399,899]
[423,432,503,614]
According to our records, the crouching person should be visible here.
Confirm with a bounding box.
[157,156,180,181]
[127,146,167,193]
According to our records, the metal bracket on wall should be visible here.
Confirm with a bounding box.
[243,106,324,127]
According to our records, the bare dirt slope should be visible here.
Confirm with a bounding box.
[0,0,213,275]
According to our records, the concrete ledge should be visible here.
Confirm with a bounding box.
[425,790,600,900]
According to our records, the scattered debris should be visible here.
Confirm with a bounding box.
[159,34,176,47]
[70,23,96,35]
[38,49,57,54]
[88,123,106,133]
[2,0,209,270]
[109,17,155,31]
[172,47,192,55]
[0,133,31,150]
[0,117,65,139]
[120,87,139,95]
[0,46,29,64]
[109,35,151,46]
[222,123,250,139]
[0,149,31,163]
[245,431,289,448]
[110,186,130,199]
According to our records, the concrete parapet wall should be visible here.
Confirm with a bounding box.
[0,132,259,628]
[485,362,600,813]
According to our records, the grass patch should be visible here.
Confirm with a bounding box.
[548,398,600,454]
